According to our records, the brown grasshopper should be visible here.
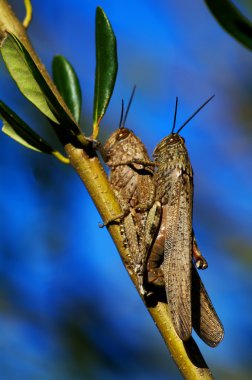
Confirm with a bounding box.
[101,88,161,294]
[148,97,224,346]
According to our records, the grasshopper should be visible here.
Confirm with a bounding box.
[148,97,224,346]
[101,88,161,294]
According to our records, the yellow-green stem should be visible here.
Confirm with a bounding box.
[23,0,32,28]
[52,151,70,164]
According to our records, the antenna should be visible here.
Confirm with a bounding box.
[119,99,124,128]
[171,97,178,134]
[176,95,215,134]
[122,85,136,127]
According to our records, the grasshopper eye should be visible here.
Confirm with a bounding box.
[116,128,130,141]
[167,134,180,145]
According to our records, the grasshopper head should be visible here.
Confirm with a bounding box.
[103,87,139,162]
[103,127,152,170]
[153,133,186,160]
[103,127,132,157]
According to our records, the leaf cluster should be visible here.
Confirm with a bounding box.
[0,7,117,162]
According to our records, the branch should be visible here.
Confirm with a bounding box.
[0,1,214,378]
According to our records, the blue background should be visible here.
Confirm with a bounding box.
[0,0,252,379]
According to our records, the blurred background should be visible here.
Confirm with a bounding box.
[0,0,252,379]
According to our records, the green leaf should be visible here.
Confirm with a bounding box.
[205,0,252,50]
[93,6,118,139]
[52,55,82,124]
[0,101,54,153]
[1,33,81,138]
[0,101,70,163]
[1,34,58,123]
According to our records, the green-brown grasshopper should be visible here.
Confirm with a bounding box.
[148,97,224,346]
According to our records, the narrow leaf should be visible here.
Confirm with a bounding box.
[0,101,54,153]
[0,101,69,163]
[3,121,45,152]
[93,7,118,139]
[1,34,58,123]
[1,33,81,138]
[205,0,252,50]
[52,55,82,123]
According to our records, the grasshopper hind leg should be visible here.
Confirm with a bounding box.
[193,233,208,270]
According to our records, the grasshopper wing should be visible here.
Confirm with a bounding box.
[163,171,193,341]
[192,266,224,347]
